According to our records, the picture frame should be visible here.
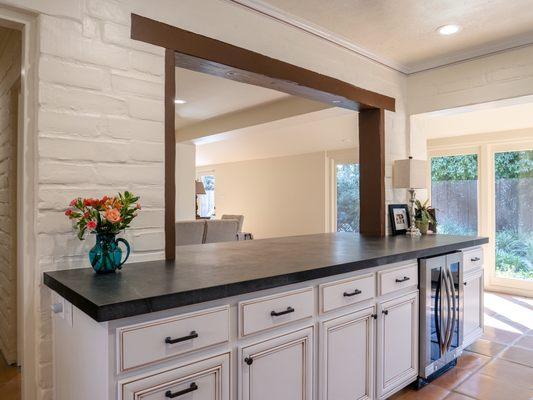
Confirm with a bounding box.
[388,204,410,235]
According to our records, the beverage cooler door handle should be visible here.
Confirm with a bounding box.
[445,267,457,352]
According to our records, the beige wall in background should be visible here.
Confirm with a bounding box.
[176,143,196,221]
[0,26,20,365]
[200,151,327,239]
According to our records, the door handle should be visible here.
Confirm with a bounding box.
[270,306,294,317]
[343,289,362,297]
[470,257,480,262]
[165,331,198,344]
[165,382,198,398]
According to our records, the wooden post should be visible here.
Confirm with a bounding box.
[359,108,386,236]
[165,49,176,259]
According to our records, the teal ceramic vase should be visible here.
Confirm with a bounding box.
[89,232,130,273]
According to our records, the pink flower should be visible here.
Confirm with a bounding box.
[136,203,141,210]
[105,208,122,224]
[69,198,78,207]
[65,209,73,217]
[87,220,97,231]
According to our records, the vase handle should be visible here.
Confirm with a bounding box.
[116,238,130,269]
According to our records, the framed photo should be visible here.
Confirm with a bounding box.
[389,204,410,235]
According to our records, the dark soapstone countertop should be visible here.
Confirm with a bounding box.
[43,232,488,322]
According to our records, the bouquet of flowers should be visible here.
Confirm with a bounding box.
[65,191,141,240]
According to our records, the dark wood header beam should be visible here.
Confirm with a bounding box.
[131,13,394,259]
[131,14,395,112]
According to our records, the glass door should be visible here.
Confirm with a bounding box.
[336,163,359,232]
[489,144,533,294]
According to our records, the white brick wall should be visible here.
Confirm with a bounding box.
[14,0,409,398]
[0,26,21,365]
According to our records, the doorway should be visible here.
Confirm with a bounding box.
[0,24,22,399]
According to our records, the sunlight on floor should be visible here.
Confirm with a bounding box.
[483,292,533,331]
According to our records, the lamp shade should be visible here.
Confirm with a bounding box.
[393,157,427,189]
[195,180,206,195]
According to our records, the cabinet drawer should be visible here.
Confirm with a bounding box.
[118,352,230,400]
[378,263,418,296]
[464,247,483,274]
[320,273,375,313]
[117,306,229,372]
[239,287,314,337]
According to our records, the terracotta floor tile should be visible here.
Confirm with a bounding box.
[466,338,506,357]
[445,393,476,400]
[514,334,533,350]
[0,374,21,400]
[481,325,522,345]
[389,384,450,400]
[455,351,490,370]
[455,372,533,400]
[0,362,19,386]
[478,358,533,390]
[432,367,476,391]
[499,346,533,368]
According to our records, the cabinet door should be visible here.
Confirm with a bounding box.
[377,291,418,399]
[241,327,313,400]
[463,268,484,348]
[320,306,374,400]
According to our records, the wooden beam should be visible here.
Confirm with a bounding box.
[165,49,176,260]
[359,108,385,236]
[131,14,395,112]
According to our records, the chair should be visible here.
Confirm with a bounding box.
[175,220,206,246]
[204,219,239,244]
[221,214,244,232]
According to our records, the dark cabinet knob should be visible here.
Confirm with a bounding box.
[371,313,377,319]
[244,357,253,365]
[382,310,389,315]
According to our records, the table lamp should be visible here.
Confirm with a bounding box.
[393,156,427,236]
[195,180,206,219]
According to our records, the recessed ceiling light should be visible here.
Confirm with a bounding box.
[437,24,461,36]
[174,99,187,104]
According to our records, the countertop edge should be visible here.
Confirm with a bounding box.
[43,236,488,322]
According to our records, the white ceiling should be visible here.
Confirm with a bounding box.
[195,108,357,166]
[175,67,290,129]
[229,0,533,73]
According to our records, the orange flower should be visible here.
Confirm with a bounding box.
[105,208,122,224]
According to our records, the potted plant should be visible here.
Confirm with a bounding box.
[65,191,140,273]
[414,199,435,235]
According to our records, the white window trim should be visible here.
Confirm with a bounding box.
[428,132,533,297]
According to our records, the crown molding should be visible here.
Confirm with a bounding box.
[226,0,533,75]
[225,0,411,74]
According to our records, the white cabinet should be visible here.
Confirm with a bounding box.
[240,327,313,400]
[319,306,375,400]
[463,268,484,348]
[376,291,418,400]
[118,352,230,400]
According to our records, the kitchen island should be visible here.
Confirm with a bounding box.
[44,233,488,400]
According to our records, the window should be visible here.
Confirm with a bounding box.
[430,154,478,235]
[494,150,533,281]
[336,163,359,232]
[198,174,215,218]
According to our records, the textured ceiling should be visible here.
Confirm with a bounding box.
[232,0,533,73]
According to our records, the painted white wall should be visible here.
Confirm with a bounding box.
[176,143,195,221]
[199,151,328,239]
[407,44,533,160]
[0,26,20,365]
[0,0,408,397]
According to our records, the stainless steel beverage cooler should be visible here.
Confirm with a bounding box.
[419,252,464,379]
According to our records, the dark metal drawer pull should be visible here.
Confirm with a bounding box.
[343,289,362,297]
[165,331,198,344]
[271,306,295,317]
[395,276,410,283]
[471,257,480,262]
[165,382,198,398]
